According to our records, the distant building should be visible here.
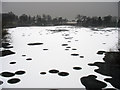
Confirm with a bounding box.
[65,21,77,25]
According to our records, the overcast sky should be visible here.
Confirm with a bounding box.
[2,2,118,20]
[1,0,120,2]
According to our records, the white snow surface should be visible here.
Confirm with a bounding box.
[0,26,118,88]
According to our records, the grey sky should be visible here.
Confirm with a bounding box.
[2,2,118,20]
[1,0,120,2]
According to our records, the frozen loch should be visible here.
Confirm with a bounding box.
[0,26,119,88]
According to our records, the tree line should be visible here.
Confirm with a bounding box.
[2,12,120,28]
[76,15,120,27]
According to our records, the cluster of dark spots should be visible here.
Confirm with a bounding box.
[44,69,70,77]
[0,70,26,84]
[0,70,26,77]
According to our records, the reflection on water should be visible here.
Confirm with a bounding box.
[0,50,15,57]
[88,52,120,89]
[81,75,107,89]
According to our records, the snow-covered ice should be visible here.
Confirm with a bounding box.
[0,26,118,88]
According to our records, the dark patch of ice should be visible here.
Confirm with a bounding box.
[97,51,106,55]
[49,69,59,74]
[62,44,68,46]
[10,62,16,64]
[26,58,32,61]
[80,56,84,58]
[104,78,120,89]
[65,49,69,51]
[15,71,26,75]
[80,75,107,89]
[58,72,69,76]
[43,49,48,50]
[40,72,46,75]
[22,55,26,57]
[66,46,71,48]
[28,43,43,46]
[75,40,79,41]
[0,80,3,85]
[68,41,71,42]
[72,49,77,50]
[73,67,82,70]
[2,43,10,47]
[2,43,13,49]
[0,72,15,77]
[7,78,20,84]
[88,63,95,66]
[71,54,79,56]
[88,60,120,89]
[0,50,15,57]
[64,37,73,39]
